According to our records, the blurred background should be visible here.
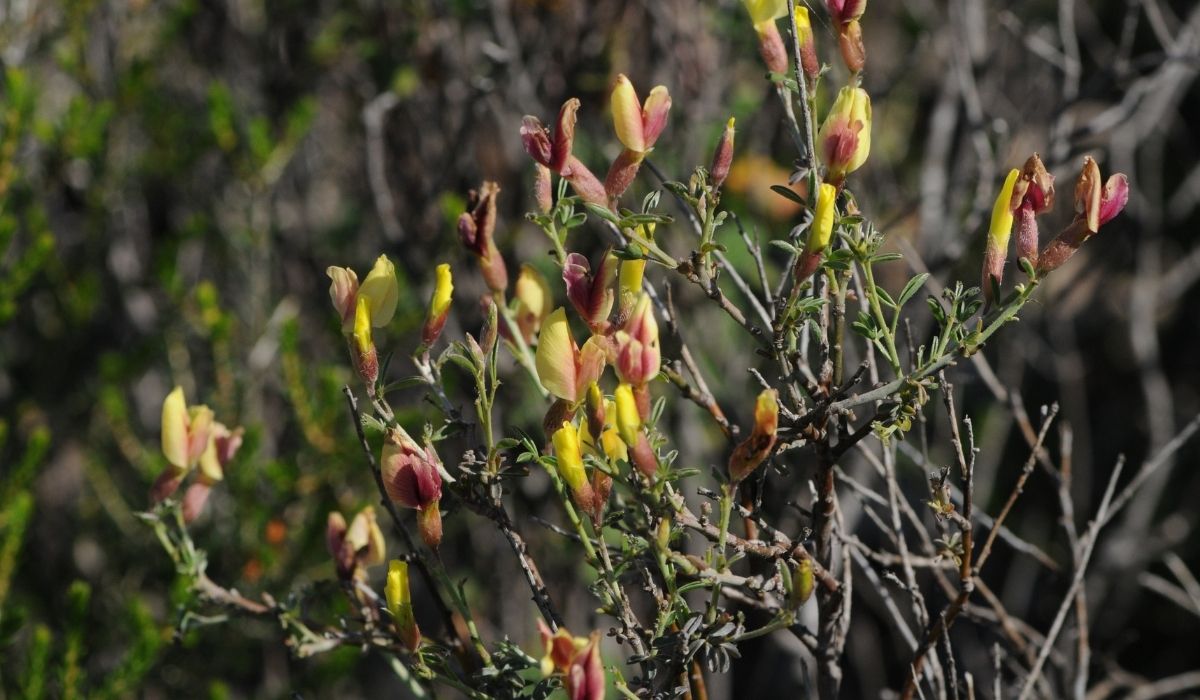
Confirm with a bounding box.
[2,0,1199,697]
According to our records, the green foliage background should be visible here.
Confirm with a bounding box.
[2,0,1199,697]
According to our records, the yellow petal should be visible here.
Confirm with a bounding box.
[359,254,399,327]
[535,308,579,402]
[610,74,646,153]
[386,559,411,613]
[808,183,838,254]
[743,0,787,27]
[989,169,1021,248]
[516,264,551,321]
[551,421,588,493]
[161,386,190,470]
[353,296,373,356]
[429,263,453,319]
[601,428,629,462]
[614,383,640,447]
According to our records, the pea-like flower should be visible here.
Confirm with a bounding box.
[521,99,607,207]
[381,428,444,551]
[794,182,838,281]
[326,506,386,580]
[1012,154,1056,268]
[742,0,789,75]
[537,620,606,700]
[981,168,1020,304]
[421,263,454,348]
[386,560,421,651]
[458,181,509,294]
[563,250,617,333]
[613,294,660,389]
[1037,157,1129,275]
[551,421,598,522]
[728,389,780,483]
[513,264,552,344]
[605,75,672,201]
[710,118,736,190]
[817,86,872,184]
[534,308,608,404]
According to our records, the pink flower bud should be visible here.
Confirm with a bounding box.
[614,295,660,387]
[757,21,789,75]
[710,118,736,190]
[561,156,608,207]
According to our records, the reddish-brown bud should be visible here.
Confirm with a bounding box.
[710,118,736,190]
[757,22,789,75]
[728,389,779,483]
[837,19,866,73]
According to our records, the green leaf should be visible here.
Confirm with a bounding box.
[769,239,799,255]
[897,273,931,307]
[770,185,807,206]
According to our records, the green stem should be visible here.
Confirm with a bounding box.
[862,258,902,373]
[706,483,736,623]
[427,555,492,666]
[731,612,796,643]
[494,294,548,397]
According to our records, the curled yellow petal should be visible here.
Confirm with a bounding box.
[161,386,190,470]
[808,183,838,254]
[535,308,579,402]
[614,383,640,447]
[429,263,453,319]
[359,254,399,327]
[353,296,373,356]
[989,169,1021,249]
[610,74,646,153]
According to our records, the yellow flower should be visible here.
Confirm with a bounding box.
[614,383,640,447]
[161,386,190,471]
[807,183,838,254]
[358,254,399,327]
[429,264,453,319]
[551,421,588,494]
[989,168,1021,249]
[817,86,872,181]
[353,296,373,356]
[535,308,578,402]
[386,560,420,650]
[610,74,646,153]
[742,0,787,30]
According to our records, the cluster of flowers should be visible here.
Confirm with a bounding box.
[982,154,1129,302]
[150,387,242,523]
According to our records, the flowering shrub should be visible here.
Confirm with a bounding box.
[125,2,1200,699]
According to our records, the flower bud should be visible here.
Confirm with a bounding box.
[818,86,871,183]
[630,431,658,478]
[534,163,554,214]
[552,421,597,520]
[982,168,1020,303]
[417,500,442,551]
[551,98,580,173]
[742,0,789,74]
[795,183,838,281]
[614,294,660,386]
[421,263,454,347]
[604,148,643,202]
[563,250,617,332]
[827,0,866,24]
[614,383,641,447]
[386,560,421,651]
[728,389,779,483]
[326,266,360,332]
[710,118,736,190]
[480,295,499,357]
[837,19,866,73]
[161,386,191,472]
[610,75,646,153]
[585,382,607,442]
[512,265,551,343]
[795,6,819,80]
